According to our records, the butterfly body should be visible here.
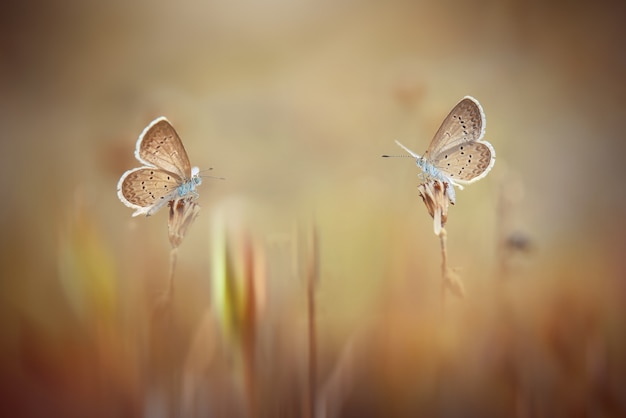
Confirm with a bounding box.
[416,157,458,202]
[177,176,202,198]
[415,158,448,181]
[393,96,495,203]
[117,117,202,217]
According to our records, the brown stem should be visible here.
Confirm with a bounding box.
[304,225,319,418]
[439,227,448,310]
[168,247,178,302]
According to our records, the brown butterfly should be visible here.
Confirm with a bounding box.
[388,96,495,203]
[117,117,202,216]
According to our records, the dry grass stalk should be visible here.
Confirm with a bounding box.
[153,197,200,317]
[418,180,450,236]
[145,198,202,417]
[167,196,200,296]
[418,180,465,300]
[438,228,465,300]
[303,223,320,418]
[168,197,201,250]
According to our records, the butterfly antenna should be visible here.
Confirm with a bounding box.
[381,154,414,158]
[383,140,422,159]
[196,167,225,180]
[200,174,226,180]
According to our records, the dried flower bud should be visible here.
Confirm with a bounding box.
[168,197,201,248]
[418,180,451,236]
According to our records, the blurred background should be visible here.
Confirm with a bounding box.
[2,0,626,416]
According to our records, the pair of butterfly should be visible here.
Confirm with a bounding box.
[117,96,495,216]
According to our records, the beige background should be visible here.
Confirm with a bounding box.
[2,0,625,416]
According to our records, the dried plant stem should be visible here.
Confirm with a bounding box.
[148,248,180,418]
[439,228,449,308]
[167,247,178,302]
[152,247,178,319]
[303,225,319,418]
[306,263,317,418]
[438,227,465,301]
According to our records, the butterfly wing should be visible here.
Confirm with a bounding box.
[135,117,192,179]
[425,96,486,161]
[433,141,495,184]
[117,167,183,216]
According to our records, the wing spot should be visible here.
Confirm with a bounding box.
[444,155,448,159]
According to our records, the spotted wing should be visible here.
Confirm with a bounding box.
[433,141,495,184]
[117,167,182,216]
[425,96,486,161]
[135,117,192,179]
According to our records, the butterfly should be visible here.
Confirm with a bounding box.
[385,96,495,203]
[117,117,202,217]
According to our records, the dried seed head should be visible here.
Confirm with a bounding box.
[168,197,201,248]
[418,180,452,236]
